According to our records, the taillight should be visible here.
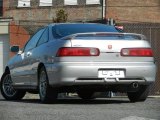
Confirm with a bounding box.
[57,47,100,57]
[121,48,153,57]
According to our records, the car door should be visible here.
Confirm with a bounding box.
[11,28,45,86]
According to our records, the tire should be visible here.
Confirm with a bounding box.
[38,67,58,104]
[0,73,26,100]
[127,85,150,102]
[77,91,95,100]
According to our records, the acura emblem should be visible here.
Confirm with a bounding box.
[108,45,112,49]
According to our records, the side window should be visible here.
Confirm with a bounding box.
[37,28,49,46]
[24,28,45,52]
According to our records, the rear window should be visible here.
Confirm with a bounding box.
[52,24,120,38]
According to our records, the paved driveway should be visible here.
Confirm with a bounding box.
[0,93,160,120]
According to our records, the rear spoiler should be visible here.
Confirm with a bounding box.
[61,32,147,40]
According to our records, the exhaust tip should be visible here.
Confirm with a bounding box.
[132,82,139,89]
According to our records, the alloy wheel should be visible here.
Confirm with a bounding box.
[39,71,47,99]
[2,74,16,97]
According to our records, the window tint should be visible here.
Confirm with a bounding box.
[0,0,3,16]
[37,28,49,46]
[52,24,119,38]
[24,28,44,52]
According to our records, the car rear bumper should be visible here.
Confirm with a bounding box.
[45,62,156,86]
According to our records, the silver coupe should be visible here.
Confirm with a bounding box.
[0,23,157,103]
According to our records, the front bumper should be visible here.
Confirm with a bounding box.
[45,62,156,86]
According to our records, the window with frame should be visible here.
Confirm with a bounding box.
[0,0,2,16]
[18,0,31,7]
[24,28,45,52]
[64,0,77,5]
[37,28,49,46]
[86,0,100,5]
[39,0,52,6]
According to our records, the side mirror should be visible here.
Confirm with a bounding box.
[10,46,20,53]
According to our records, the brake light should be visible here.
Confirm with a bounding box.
[121,48,153,57]
[57,47,100,57]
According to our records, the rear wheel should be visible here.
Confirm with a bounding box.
[77,91,95,100]
[38,67,58,103]
[0,73,26,100]
[127,85,149,102]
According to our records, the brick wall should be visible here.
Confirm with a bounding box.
[9,21,30,57]
[3,0,102,22]
[106,0,160,23]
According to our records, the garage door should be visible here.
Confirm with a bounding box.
[0,35,9,78]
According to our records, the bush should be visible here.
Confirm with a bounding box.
[53,9,68,23]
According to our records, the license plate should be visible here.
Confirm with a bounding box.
[98,70,125,78]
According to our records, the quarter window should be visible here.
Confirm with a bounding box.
[24,28,45,52]
[37,28,49,46]
[18,0,31,7]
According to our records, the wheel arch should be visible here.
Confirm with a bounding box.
[4,66,10,74]
[37,63,46,80]
[1,66,10,81]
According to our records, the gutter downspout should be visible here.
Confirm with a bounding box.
[102,0,106,21]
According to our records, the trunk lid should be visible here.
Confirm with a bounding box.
[59,33,154,62]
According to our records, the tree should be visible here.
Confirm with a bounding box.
[53,9,68,23]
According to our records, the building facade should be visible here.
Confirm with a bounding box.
[0,18,10,77]
[106,0,160,23]
[3,0,104,22]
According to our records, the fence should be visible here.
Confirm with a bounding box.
[16,22,160,95]
[121,23,160,95]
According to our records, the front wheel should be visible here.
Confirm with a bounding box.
[38,67,58,103]
[127,85,150,102]
[0,73,26,100]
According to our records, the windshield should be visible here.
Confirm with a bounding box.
[52,24,120,38]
